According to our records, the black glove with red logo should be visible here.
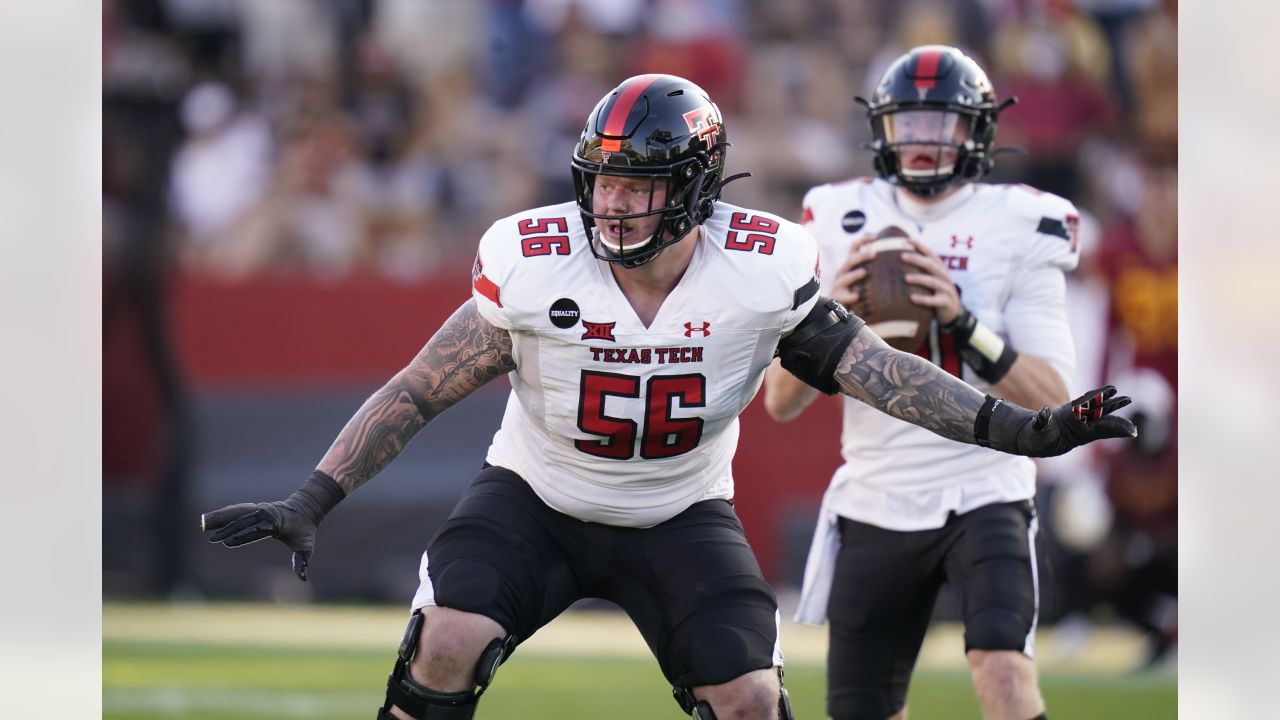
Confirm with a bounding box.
[975,385,1137,457]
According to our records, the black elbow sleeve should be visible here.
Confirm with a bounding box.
[776,298,865,395]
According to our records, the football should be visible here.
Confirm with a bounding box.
[847,225,933,352]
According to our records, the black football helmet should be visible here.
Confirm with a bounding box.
[571,74,739,268]
[859,45,1014,198]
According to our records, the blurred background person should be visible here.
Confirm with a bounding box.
[763,45,1082,720]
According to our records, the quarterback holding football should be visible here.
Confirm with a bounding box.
[766,45,1095,720]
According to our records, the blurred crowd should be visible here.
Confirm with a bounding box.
[103,0,1177,664]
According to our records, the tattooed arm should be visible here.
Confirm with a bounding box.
[832,324,986,443]
[832,323,1136,455]
[776,298,1135,457]
[318,299,515,494]
[201,299,515,579]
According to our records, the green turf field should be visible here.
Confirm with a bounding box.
[103,604,1175,719]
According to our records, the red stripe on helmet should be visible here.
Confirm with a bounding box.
[914,49,943,91]
[602,74,664,138]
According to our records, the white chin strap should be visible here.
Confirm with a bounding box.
[595,227,658,256]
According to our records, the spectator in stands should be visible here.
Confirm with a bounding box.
[169,80,274,277]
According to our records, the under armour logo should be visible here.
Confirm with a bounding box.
[582,321,616,342]
[684,322,711,337]
[950,235,974,249]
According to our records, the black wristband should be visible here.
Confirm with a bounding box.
[974,394,1046,455]
[287,471,346,525]
[974,395,1003,447]
[941,307,1018,384]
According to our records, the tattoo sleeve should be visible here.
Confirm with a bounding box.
[833,324,987,444]
[317,299,516,494]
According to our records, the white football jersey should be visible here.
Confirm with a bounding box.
[471,200,820,528]
[803,178,1080,530]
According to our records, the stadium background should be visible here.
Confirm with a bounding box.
[102,0,1177,716]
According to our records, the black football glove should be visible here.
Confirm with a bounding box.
[977,385,1138,458]
[201,471,345,581]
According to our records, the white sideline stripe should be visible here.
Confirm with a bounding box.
[868,320,921,339]
[102,689,370,717]
[1024,513,1041,658]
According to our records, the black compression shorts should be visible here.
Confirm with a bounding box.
[422,465,781,688]
[826,500,1040,719]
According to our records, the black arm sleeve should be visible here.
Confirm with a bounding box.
[776,297,865,395]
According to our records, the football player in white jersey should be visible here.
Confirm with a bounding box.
[765,46,1091,720]
[202,73,1134,720]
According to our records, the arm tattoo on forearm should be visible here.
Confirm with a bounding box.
[833,326,987,444]
[320,300,516,493]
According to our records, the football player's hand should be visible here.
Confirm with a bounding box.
[830,234,877,309]
[203,499,320,581]
[900,236,962,325]
[1008,385,1138,457]
[200,472,345,581]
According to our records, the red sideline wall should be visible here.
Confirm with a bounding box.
[169,275,843,578]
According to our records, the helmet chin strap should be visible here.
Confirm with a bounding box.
[593,227,664,268]
[595,227,659,256]
[901,162,957,177]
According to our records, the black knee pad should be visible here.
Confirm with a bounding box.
[380,610,516,720]
[965,608,1031,653]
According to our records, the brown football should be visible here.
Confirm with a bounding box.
[847,225,933,352]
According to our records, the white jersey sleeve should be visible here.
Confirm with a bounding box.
[1016,184,1081,272]
[470,217,522,330]
[803,183,847,299]
[777,218,823,333]
[1002,186,1083,388]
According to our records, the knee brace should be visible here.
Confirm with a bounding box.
[674,685,716,719]
[672,668,795,720]
[379,610,516,720]
[777,667,795,720]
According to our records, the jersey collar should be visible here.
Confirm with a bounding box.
[892,183,977,224]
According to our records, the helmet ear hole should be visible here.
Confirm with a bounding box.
[870,142,893,181]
